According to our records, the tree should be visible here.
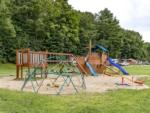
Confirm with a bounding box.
[0,1,148,63]
[96,8,122,58]
[47,0,80,53]
[144,42,150,61]
[121,29,144,60]
[0,0,16,63]
[78,11,96,55]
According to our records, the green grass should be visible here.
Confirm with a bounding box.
[139,76,150,86]
[0,63,16,76]
[0,89,150,113]
[0,63,77,77]
[124,65,150,75]
[0,64,150,113]
[1,64,150,77]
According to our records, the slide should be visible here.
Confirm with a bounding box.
[86,62,97,76]
[108,57,129,75]
[92,44,108,52]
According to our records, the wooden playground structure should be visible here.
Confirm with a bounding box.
[16,49,75,79]
[76,53,108,75]
[15,48,110,94]
[16,48,109,79]
[16,46,144,94]
[16,49,87,94]
[16,49,47,79]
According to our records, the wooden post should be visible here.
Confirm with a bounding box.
[27,49,30,78]
[27,49,30,66]
[121,77,124,85]
[16,66,19,79]
[21,49,24,79]
[21,66,23,79]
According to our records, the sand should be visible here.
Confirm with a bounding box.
[0,74,149,95]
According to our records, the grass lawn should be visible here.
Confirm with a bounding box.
[0,63,16,76]
[124,65,150,75]
[0,89,150,113]
[0,64,150,113]
[1,64,150,77]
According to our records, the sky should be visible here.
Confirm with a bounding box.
[68,0,150,42]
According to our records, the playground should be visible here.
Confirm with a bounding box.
[0,44,148,95]
[0,45,150,113]
[1,1,150,112]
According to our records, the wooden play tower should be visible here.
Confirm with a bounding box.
[16,49,48,79]
[75,40,109,76]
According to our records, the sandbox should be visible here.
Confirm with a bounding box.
[0,75,148,95]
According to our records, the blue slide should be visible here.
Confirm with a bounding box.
[108,57,129,75]
[92,44,109,52]
[86,62,97,76]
